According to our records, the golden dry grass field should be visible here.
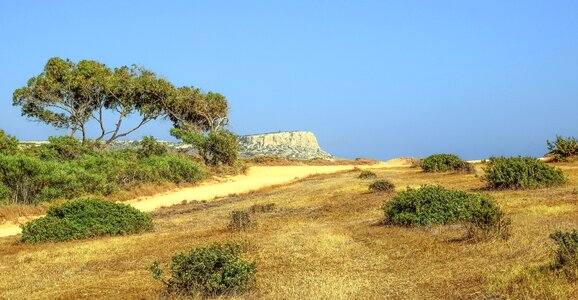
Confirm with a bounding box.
[0,163,577,299]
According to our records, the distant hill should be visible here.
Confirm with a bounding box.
[21,131,334,160]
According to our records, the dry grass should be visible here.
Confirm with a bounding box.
[0,164,577,299]
[0,202,54,225]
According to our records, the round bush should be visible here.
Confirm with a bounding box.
[483,156,566,189]
[369,180,395,192]
[150,243,256,296]
[422,154,474,173]
[358,170,377,179]
[20,199,153,243]
[383,185,509,239]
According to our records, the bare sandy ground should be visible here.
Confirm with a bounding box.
[0,159,410,238]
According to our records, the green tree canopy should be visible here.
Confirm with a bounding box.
[13,58,175,145]
[164,86,229,133]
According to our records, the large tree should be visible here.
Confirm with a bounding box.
[164,86,229,133]
[13,58,174,145]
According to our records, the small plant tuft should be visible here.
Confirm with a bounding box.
[228,210,255,231]
[422,154,474,173]
[550,230,578,279]
[483,156,566,189]
[249,203,277,213]
[150,243,256,296]
[358,170,377,179]
[369,180,395,193]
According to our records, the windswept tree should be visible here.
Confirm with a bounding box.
[102,65,173,144]
[165,86,237,166]
[13,57,174,145]
[13,58,105,142]
[165,86,229,133]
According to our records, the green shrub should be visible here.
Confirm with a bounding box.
[0,154,49,204]
[137,155,207,184]
[40,136,92,161]
[228,210,255,231]
[547,136,578,162]
[422,154,474,173]
[150,243,256,296]
[0,182,11,203]
[550,230,578,278]
[0,129,18,155]
[483,156,566,189]
[137,135,168,158]
[383,185,509,239]
[358,170,377,179]
[37,162,111,201]
[171,128,239,167]
[369,180,395,192]
[465,196,511,240]
[205,130,239,166]
[20,199,153,243]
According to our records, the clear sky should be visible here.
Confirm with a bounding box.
[1,1,577,160]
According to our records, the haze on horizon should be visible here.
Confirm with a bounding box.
[1,1,577,160]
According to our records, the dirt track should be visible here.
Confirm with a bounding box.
[0,160,410,238]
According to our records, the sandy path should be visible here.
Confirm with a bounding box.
[0,161,407,238]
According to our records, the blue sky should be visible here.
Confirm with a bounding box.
[1,1,577,160]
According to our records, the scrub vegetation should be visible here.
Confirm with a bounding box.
[422,153,474,173]
[20,199,153,243]
[1,161,577,299]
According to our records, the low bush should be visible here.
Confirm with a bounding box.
[358,170,377,179]
[228,210,255,231]
[547,135,578,162]
[0,129,18,155]
[40,136,92,161]
[369,180,395,193]
[137,155,207,184]
[0,150,207,204]
[422,154,474,173]
[483,156,566,189]
[150,243,256,296]
[0,154,49,204]
[383,185,509,239]
[550,230,578,278]
[137,135,168,158]
[465,196,511,240]
[20,199,153,243]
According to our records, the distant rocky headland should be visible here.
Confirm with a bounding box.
[21,131,334,160]
[238,131,333,160]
